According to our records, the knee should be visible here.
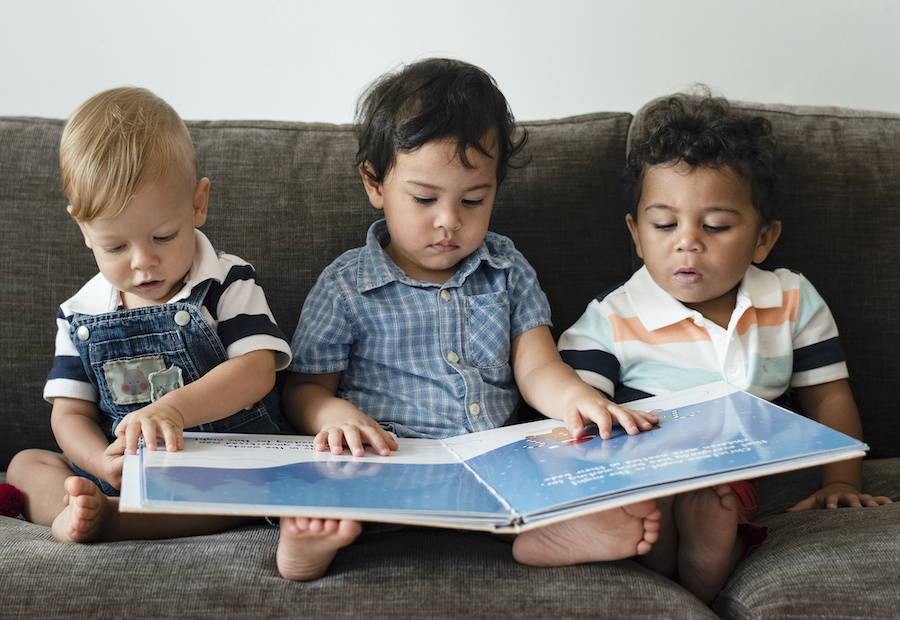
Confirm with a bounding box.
[6,449,67,486]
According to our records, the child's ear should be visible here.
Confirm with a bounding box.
[625,213,644,259]
[752,219,782,264]
[192,178,210,227]
[359,164,385,210]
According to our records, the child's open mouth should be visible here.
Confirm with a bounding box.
[136,280,164,293]
[675,269,701,284]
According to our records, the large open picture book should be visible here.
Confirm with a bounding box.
[119,382,867,533]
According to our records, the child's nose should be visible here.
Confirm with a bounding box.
[675,227,704,252]
[130,245,159,270]
[434,203,462,231]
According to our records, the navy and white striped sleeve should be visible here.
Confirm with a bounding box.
[204,256,292,370]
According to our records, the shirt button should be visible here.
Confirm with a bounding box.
[469,403,481,416]
[447,351,459,364]
[726,362,736,373]
[174,310,192,326]
[75,325,90,341]
[440,290,451,301]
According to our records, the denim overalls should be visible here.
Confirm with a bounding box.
[69,278,290,495]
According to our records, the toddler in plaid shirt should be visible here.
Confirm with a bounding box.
[275,58,662,581]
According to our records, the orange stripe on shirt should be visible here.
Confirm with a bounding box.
[735,288,799,335]
[609,314,712,345]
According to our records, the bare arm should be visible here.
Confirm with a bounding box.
[282,371,398,457]
[510,325,658,439]
[51,397,126,489]
[115,349,278,454]
[789,379,892,510]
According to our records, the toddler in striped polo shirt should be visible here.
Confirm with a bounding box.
[558,89,891,604]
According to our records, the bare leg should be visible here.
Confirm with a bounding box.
[511,500,661,567]
[674,485,744,605]
[6,449,75,526]
[276,517,362,581]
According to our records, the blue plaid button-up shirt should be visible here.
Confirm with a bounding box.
[288,219,552,439]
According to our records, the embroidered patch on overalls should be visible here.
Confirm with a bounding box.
[149,365,184,402]
[102,355,166,405]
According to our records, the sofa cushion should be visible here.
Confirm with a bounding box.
[0,516,719,619]
[713,454,900,618]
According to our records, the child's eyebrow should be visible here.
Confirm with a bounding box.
[406,180,494,192]
[643,203,744,216]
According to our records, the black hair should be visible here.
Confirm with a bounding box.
[623,88,784,223]
[354,58,527,185]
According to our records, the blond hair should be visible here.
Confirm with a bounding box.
[60,87,197,221]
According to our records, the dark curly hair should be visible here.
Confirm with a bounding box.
[623,89,783,223]
[355,58,527,185]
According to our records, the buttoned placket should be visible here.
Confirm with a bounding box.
[691,298,751,386]
[438,286,486,430]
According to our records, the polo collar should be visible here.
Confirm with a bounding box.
[624,264,783,331]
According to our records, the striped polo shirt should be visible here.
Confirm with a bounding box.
[558,265,848,402]
[44,230,291,404]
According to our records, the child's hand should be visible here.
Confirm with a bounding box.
[559,385,659,440]
[788,482,893,511]
[313,408,399,457]
[98,436,127,490]
[114,402,187,455]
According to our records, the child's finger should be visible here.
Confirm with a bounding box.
[141,421,159,451]
[123,423,144,455]
[313,431,331,453]
[325,428,348,455]
[160,424,183,452]
[612,405,658,433]
[364,429,397,456]
[561,412,588,439]
[342,428,367,457]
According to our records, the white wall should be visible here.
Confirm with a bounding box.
[2,0,899,123]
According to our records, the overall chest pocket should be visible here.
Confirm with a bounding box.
[465,291,511,369]
[89,331,196,412]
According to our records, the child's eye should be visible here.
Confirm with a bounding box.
[704,225,731,232]
[652,223,676,230]
[154,232,179,243]
[104,245,126,254]
[413,197,436,205]
[462,199,484,208]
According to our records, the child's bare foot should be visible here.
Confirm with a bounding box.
[511,500,661,566]
[674,485,743,604]
[51,476,114,543]
[276,517,362,581]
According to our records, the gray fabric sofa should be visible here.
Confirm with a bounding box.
[1,101,898,618]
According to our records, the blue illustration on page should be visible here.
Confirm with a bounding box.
[142,457,506,515]
[460,388,862,516]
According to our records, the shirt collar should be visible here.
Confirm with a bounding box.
[624,264,783,331]
[356,219,510,293]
